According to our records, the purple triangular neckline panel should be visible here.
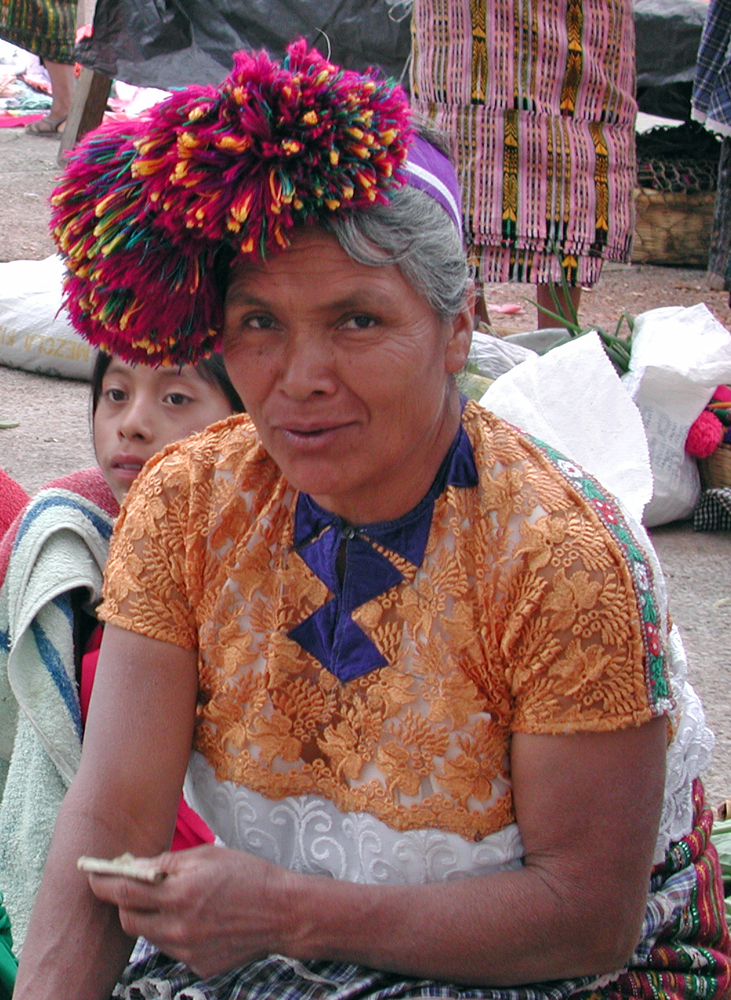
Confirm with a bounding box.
[288,422,478,682]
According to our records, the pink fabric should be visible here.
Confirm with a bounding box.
[0,113,46,128]
[170,797,217,851]
[78,623,104,722]
[0,468,29,540]
[0,467,118,586]
[410,0,637,286]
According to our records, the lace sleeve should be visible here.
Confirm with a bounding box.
[98,449,199,650]
[500,504,670,735]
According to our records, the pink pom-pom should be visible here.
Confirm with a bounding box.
[685,409,724,458]
[712,384,731,403]
[49,39,414,366]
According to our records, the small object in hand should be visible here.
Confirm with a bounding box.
[77,852,167,883]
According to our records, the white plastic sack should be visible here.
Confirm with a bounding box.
[0,256,94,381]
[468,330,537,379]
[480,332,653,524]
[0,39,42,75]
[623,303,731,527]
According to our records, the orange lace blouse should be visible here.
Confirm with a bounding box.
[99,401,671,843]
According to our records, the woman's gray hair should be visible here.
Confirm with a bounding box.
[325,183,471,321]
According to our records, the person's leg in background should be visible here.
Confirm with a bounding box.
[40,59,74,127]
[536,285,582,329]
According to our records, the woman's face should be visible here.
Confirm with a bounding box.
[93,359,234,503]
[222,227,472,523]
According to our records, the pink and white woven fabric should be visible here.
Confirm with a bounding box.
[410,0,638,288]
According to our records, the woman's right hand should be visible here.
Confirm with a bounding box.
[85,844,294,979]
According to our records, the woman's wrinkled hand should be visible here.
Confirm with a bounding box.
[85,844,293,978]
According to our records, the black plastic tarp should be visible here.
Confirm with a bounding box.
[75,0,708,120]
[634,0,709,120]
[75,0,413,89]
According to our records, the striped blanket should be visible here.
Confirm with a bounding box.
[0,467,117,948]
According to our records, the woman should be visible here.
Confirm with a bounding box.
[0,350,242,950]
[0,0,78,134]
[692,0,731,297]
[14,40,730,1000]
[410,0,637,328]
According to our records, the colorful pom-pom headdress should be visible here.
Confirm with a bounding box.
[50,40,434,367]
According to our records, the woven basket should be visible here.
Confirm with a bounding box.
[698,443,731,490]
[632,187,716,267]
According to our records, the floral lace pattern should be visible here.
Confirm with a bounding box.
[184,751,525,883]
[100,403,671,842]
[527,438,670,710]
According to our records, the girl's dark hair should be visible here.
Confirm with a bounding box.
[90,351,244,414]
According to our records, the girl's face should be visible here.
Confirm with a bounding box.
[93,358,234,503]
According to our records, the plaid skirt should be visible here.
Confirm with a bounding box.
[113,782,731,1000]
[410,0,637,287]
[113,950,599,1000]
[0,0,77,63]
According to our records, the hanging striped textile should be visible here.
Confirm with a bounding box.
[410,0,637,287]
[0,0,77,64]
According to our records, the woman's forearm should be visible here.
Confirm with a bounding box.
[13,781,162,1000]
[13,626,200,999]
[63,834,645,989]
[14,717,665,993]
[279,858,638,986]
[279,722,667,986]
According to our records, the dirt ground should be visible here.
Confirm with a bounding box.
[488,259,731,340]
[1,125,731,808]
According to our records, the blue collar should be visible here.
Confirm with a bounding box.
[288,423,478,682]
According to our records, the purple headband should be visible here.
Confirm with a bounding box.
[404,136,463,233]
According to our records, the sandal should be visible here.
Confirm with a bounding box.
[25,114,67,137]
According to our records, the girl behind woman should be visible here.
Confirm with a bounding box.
[0,351,243,952]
